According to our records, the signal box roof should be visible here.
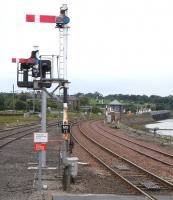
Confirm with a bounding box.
[109,100,122,106]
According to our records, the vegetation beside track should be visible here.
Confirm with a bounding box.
[2,91,173,130]
[0,115,39,127]
[0,111,103,128]
[121,113,155,130]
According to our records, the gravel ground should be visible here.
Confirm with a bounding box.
[0,123,135,200]
[0,125,61,200]
[0,137,36,200]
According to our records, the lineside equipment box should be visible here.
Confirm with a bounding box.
[61,125,71,133]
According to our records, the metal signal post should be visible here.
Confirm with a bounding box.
[56,5,71,161]
[26,3,71,155]
[13,4,74,192]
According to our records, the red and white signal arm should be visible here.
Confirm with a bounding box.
[12,58,35,63]
[26,14,57,23]
[34,132,48,143]
[12,58,28,63]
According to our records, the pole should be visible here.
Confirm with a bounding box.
[33,91,35,113]
[13,84,15,110]
[34,45,47,168]
[62,82,69,160]
[41,88,47,167]
[38,151,42,193]
[37,88,47,193]
[63,28,68,80]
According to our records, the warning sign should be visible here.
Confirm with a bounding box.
[34,132,48,143]
[34,143,46,151]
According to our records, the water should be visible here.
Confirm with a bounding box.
[145,119,173,136]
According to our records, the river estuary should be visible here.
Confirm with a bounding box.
[145,119,173,136]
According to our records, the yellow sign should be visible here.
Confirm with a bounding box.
[63,133,70,140]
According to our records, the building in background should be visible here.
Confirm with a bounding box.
[105,99,123,126]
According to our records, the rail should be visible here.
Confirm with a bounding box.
[72,121,173,200]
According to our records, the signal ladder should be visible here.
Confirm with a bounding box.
[58,27,68,80]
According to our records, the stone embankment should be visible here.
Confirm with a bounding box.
[120,113,173,146]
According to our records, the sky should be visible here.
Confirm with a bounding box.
[1,0,173,96]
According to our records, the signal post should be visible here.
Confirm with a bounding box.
[13,4,78,193]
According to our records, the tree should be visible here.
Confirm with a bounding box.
[74,92,84,97]
[92,106,102,114]
[0,95,5,110]
[47,99,58,109]
[15,100,26,110]
[79,96,89,106]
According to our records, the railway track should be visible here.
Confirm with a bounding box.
[0,121,57,149]
[72,120,173,200]
[0,122,37,133]
[81,120,173,180]
[89,121,173,167]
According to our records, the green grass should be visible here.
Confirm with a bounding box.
[0,115,39,127]
[0,111,103,128]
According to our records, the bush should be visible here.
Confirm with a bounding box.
[15,100,26,110]
[92,106,102,114]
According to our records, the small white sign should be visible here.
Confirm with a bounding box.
[34,132,48,143]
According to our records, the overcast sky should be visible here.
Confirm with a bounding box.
[1,0,173,96]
